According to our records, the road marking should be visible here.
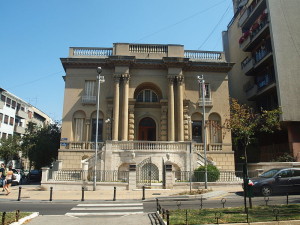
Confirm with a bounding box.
[77,203,143,207]
[71,207,143,210]
[66,212,144,216]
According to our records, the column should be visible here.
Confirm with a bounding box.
[121,74,130,141]
[85,120,90,143]
[167,76,175,141]
[112,75,120,141]
[177,76,184,141]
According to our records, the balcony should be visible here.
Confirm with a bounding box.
[245,84,258,100]
[82,95,96,105]
[184,50,225,62]
[239,0,266,29]
[0,101,3,109]
[14,125,25,134]
[69,47,113,58]
[198,98,213,107]
[16,109,28,119]
[239,14,269,52]
[241,57,255,75]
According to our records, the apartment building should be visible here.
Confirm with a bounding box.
[59,42,235,184]
[0,88,52,139]
[223,0,300,161]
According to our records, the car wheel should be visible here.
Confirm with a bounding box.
[261,185,272,196]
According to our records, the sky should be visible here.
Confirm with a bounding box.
[0,0,234,122]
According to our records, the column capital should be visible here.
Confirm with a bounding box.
[167,75,176,84]
[176,75,184,85]
[113,74,121,83]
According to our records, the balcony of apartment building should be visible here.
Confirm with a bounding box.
[238,0,266,29]
[241,41,272,75]
[0,100,4,109]
[243,71,276,100]
[239,10,269,52]
[16,108,28,119]
[14,124,25,134]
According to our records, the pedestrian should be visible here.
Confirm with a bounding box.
[0,163,6,192]
[3,165,13,195]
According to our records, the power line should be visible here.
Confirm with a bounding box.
[133,0,227,43]
[7,71,63,90]
[197,4,231,50]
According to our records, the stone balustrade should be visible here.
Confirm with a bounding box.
[60,141,228,152]
[129,44,168,53]
[69,47,113,57]
[184,50,225,62]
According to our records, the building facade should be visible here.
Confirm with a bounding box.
[59,43,235,180]
[223,0,300,161]
[0,88,53,168]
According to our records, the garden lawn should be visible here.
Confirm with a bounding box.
[1,211,32,225]
[169,205,300,225]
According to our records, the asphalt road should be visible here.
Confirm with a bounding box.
[0,191,299,216]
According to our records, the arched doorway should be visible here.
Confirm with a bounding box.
[138,117,156,141]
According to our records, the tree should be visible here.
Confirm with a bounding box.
[224,98,281,164]
[0,135,21,164]
[21,122,61,169]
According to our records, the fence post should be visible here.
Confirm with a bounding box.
[81,187,85,201]
[2,212,6,225]
[142,186,145,200]
[41,167,50,182]
[286,193,289,205]
[113,187,116,201]
[17,187,22,201]
[128,164,137,190]
[15,210,20,222]
[49,187,53,201]
[166,210,170,225]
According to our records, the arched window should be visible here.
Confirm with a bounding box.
[208,113,222,143]
[73,111,86,142]
[136,89,158,102]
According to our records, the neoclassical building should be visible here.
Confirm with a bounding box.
[59,43,235,182]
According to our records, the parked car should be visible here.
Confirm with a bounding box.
[0,169,22,186]
[248,168,300,196]
[27,170,42,182]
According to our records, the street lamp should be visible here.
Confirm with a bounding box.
[197,75,208,189]
[94,67,105,191]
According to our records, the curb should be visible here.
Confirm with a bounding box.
[10,212,39,225]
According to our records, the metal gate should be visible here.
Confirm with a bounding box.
[137,157,159,187]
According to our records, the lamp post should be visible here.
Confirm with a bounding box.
[94,67,105,191]
[197,75,208,189]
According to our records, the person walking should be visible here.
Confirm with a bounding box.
[3,165,13,195]
[0,163,6,192]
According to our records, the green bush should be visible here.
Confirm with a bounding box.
[193,164,220,182]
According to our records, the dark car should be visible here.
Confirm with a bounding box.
[248,168,300,196]
[27,170,42,182]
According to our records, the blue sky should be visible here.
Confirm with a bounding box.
[0,0,233,122]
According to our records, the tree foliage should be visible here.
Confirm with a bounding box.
[224,98,281,163]
[0,135,21,164]
[21,122,61,169]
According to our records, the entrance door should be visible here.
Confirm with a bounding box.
[138,117,156,141]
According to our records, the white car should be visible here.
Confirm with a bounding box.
[12,169,22,185]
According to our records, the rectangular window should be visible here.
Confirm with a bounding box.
[12,100,16,109]
[6,98,11,107]
[0,113,3,123]
[4,115,9,124]
[9,117,14,126]
[7,134,12,139]
[1,95,5,102]
[28,110,33,119]
[85,81,96,96]
[21,106,25,111]
[17,103,21,111]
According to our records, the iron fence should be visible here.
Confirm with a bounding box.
[174,170,259,182]
[51,170,129,182]
[87,170,129,182]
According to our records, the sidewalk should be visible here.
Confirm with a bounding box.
[0,184,243,202]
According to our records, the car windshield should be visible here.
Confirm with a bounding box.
[259,169,281,178]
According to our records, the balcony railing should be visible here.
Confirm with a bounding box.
[129,44,168,53]
[60,141,229,152]
[256,73,275,90]
[241,57,255,74]
[14,125,25,134]
[81,95,96,105]
[198,98,213,106]
[0,101,4,109]
[69,47,113,57]
[184,50,225,62]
